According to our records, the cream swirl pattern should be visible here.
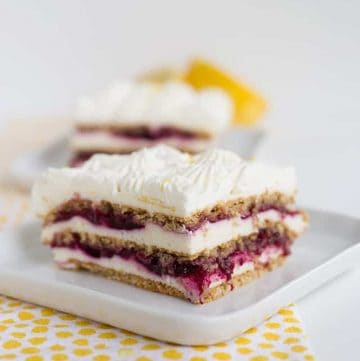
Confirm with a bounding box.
[33,145,296,218]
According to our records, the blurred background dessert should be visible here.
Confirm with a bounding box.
[71,79,233,165]
[70,58,266,165]
[139,58,267,126]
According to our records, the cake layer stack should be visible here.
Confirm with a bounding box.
[33,145,307,303]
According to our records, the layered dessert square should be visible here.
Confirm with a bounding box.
[32,145,307,304]
[71,82,232,165]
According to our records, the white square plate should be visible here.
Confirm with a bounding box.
[0,209,359,345]
[8,129,264,189]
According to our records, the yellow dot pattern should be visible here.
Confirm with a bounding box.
[0,297,316,361]
[0,195,316,360]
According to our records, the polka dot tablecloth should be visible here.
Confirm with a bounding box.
[0,194,316,361]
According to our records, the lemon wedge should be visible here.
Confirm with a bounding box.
[184,59,267,126]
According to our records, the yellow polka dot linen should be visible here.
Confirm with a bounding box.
[0,194,316,360]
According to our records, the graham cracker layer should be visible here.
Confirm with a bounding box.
[63,256,285,304]
[71,145,202,159]
[71,150,137,157]
[44,221,298,260]
[44,193,296,232]
[200,256,285,304]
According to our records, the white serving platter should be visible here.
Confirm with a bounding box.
[8,128,264,190]
[0,209,359,345]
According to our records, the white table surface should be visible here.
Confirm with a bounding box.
[255,124,360,360]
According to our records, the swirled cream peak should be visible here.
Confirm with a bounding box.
[76,82,232,135]
[32,145,297,217]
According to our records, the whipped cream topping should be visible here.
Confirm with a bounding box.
[32,145,297,217]
[75,82,232,135]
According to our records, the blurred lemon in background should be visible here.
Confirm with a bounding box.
[138,59,267,126]
[184,59,266,126]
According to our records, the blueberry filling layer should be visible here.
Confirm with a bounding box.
[54,204,145,231]
[51,199,299,233]
[70,151,132,167]
[51,229,291,292]
[77,126,207,140]
[70,152,97,167]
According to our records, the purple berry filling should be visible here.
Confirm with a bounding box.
[51,229,290,294]
[78,126,203,140]
[54,205,145,231]
[70,153,92,167]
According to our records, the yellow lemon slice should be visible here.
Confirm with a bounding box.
[184,59,267,126]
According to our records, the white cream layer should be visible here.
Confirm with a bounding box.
[75,82,232,135]
[32,145,298,218]
[42,210,306,256]
[71,131,210,153]
[257,209,306,234]
[53,247,191,295]
[53,247,280,300]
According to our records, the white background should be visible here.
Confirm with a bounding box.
[1,1,360,359]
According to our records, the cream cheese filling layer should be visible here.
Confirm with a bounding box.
[42,210,306,256]
[71,131,211,153]
[53,247,191,295]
